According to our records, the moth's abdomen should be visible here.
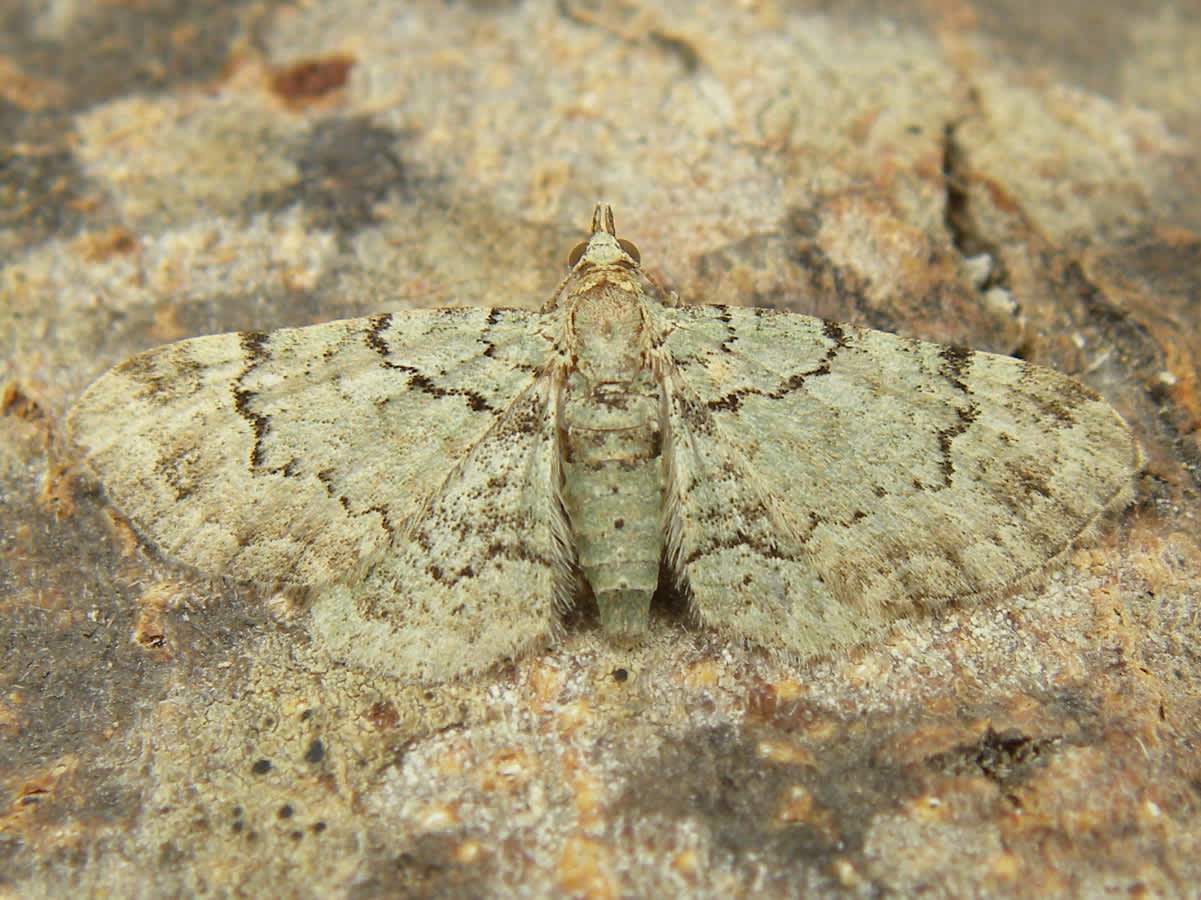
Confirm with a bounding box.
[560,375,665,640]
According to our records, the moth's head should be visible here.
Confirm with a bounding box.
[567,203,641,272]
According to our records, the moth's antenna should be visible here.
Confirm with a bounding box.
[590,203,616,236]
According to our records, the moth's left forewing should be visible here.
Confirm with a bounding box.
[67,308,553,588]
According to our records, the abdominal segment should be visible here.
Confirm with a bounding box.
[559,375,665,640]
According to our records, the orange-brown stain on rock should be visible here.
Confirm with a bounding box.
[270,55,355,108]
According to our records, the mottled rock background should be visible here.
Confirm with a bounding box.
[2,1,1199,896]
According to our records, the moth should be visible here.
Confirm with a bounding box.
[68,205,1141,681]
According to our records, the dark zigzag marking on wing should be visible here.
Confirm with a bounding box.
[231,330,285,472]
[228,330,397,545]
[364,312,544,412]
[924,344,980,492]
[702,318,851,413]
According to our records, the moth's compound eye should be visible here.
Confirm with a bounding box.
[568,241,587,267]
[618,239,641,264]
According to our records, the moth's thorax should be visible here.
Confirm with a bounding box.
[558,283,660,437]
[565,282,651,384]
